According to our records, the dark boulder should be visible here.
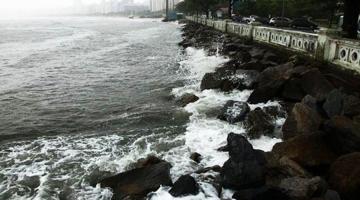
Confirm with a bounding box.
[177,93,199,107]
[323,116,360,154]
[195,165,222,174]
[247,80,285,104]
[328,153,360,200]
[169,175,200,197]
[244,108,275,139]
[232,69,260,90]
[278,177,327,199]
[248,62,294,104]
[190,152,202,163]
[200,72,224,91]
[218,101,250,124]
[300,69,334,101]
[282,101,324,140]
[263,106,287,119]
[281,78,306,102]
[265,154,312,187]
[221,133,267,190]
[324,190,342,200]
[133,155,164,169]
[99,162,172,200]
[343,95,360,117]
[323,89,344,118]
[233,186,290,200]
[272,132,338,172]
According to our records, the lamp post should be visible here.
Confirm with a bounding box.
[281,0,285,18]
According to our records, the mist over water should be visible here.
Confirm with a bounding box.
[0,17,283,199]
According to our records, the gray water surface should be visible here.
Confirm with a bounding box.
[0,17,188,199]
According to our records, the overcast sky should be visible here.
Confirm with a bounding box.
[0,0,149,17]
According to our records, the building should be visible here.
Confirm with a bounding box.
[149,0,182,12]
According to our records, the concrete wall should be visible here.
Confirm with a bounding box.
[186,16,360,74]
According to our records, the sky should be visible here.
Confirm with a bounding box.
[0,0,149,17]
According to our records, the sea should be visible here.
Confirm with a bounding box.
[0,17,283,200]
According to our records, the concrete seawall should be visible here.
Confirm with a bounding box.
[187,16,360,74]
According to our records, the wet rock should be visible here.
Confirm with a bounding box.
[257,62,294,88]
[169,175,200,197]
[195,165,222,174]
[244,108,275,139]
[247,62,295,104]
[221,133,266,190]
[343,95,360,117]
[323,115,360,154]
[263,106,287,119]
[200,72,224,91]
[18,176,40,190]
[133,155,164,169]
[218,101,250,124]
[282,101,324,140]
[265,155,312,187]
[177,93,199,107]
[272,132,338,172]
[190,152,202,163]
[281,78,305,102]
[232,69,260,90]
[99,161,172,199]
[328,152,360,200]
[300,69,334,100]
[233,186,290,200]
[239,60,269,72]
[323,89,344,118]
[247,80,285,104]
[279,177,327,199]
[324,190,341,200]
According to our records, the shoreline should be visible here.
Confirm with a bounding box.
[94,20,360,200]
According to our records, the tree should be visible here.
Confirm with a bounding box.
[342,0,360,39]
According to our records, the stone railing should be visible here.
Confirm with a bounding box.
[185,16,360,73]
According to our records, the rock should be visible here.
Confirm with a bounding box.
[177,93,199,107]
[281,78,306,102]
[239,60,269,72]
[343,95,360,117]
[324,190,341,200]
[328,152,360,200]
[232,69,260,90]
[266,153,303,186]
[244,108,275,139]
[272,132,338,172]
[282,102,324,140]
[257,62,294,88]
[265,155,312,187]
[133,155,164,169]
[247,80,285,104]
[220,133,267,190]
[263,106,287,119]
[169,175,200,197]
[195,165,222,174]
[248,62,295,104]
[218,101,250,124]
[323,116,360,154]
[300,69,334,100]
[200,72,223,91]
[279,177,327,199]
[190,152,202,163]
[99,162,172,199]
[233,186,290,200]
[323,89,344,118]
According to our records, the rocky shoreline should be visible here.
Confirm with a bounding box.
[96,21,360,200]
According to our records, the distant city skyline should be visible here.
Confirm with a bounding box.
[0,0,151,17]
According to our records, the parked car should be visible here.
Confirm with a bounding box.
[290,18,318,30]
[269,17,292,27]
